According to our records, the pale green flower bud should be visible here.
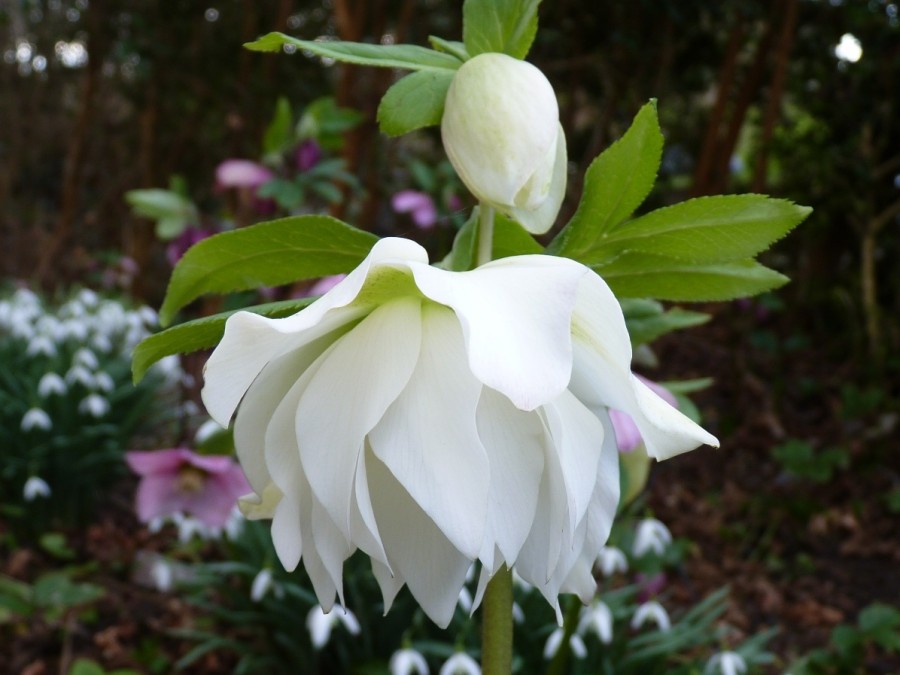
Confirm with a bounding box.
[441,52,567,234]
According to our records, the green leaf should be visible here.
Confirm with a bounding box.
[596,254,789,301]
[462,0,541,59]
[158,215,377,326]
[548,100,662,258]
[245,33,461,71]
[428,36,470,61]
[621,298,709,346]
[377,70,454,137]
[263,97,293,155]
[587,195,812,265]
[132,299,314,383]
[441,208,542,271]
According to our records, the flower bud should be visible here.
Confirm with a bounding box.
[441,52,567,234]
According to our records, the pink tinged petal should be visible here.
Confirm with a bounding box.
[475,388,544,566]
[296,297,423,541]
[135,473,181,522]
[202,237,427,427]
[410,254,587,411]
[215,159,274,189]
[369,303,489,559]
[368,448,471,628]
[610,409,642,453]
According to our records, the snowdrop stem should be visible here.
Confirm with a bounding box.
[476,204,495,267]
[545,597,581,675]
[481,565,513,675]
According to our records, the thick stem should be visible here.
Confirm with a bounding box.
[481,565,513,675]
[476,204,496,267]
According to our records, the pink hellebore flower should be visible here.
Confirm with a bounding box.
[126,448,251,528]
[392,190,439,229]
[610,377,678,453]
[216,159,274,190]
[296,140,323,172]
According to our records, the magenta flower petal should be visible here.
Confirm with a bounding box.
[135,472,181,522]
[126,449,192,475]
[392,190,438,229]
[296,140,323,172]
[216,159,274,189]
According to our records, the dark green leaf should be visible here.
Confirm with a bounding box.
[441,208,542,271]
[427,36,470,61]
[132,298,314,383]
[245,33,460,71]
[377,70,454,137]
[262,97,293,155]
[462,0,541,59]
[596,254,789,301]
[621,298,710,346]
[548,101,662,259]
[158,215,377,325]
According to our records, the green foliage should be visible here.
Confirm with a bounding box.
[0,569,104,625]
[245,33,462,72]
[549,101,663,260]
[296,97,364,151]
[124,187,198,240]
[0,289,179,541]
[789,603,900,674]
[132,298,313,383]
[377,70,455,137]
[441,208,542,271]
[771,439,849,483]
[462,0,542,59]
[621,299,709,347]
[157,215,378,326]
[262,97,294,157]
[68,659,141,675]
[549,102,810,301]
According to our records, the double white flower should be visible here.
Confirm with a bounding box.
[202,237,717,627]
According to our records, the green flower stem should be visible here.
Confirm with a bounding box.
[476,204,495,266]
[546,596,582,675]
[482,565,513,675]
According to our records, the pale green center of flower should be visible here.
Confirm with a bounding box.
[352,265,424,308]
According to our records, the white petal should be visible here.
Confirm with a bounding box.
[475,388,544,566]
[271,493,303,571]
[202,237,428,427]
[297,298,422,539]
[369,303,488,559]
[311,496,353,606]
[371,557,404,614]
[505,125,568,234]
[368,449,471,628]
[410,255,587,411]
[569,272,718,459]
[349,447,390,567]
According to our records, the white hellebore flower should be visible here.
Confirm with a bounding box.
[706,651,748,675]
[631,600,671,632]
[439,652,481,675]
[441,53,566,234]
[390,648,430,675]
[306,604,361,649]
[23,476,52,501]
[202,237,717,627]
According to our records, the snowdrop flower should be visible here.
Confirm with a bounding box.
[457,585,473,613]
[392,190,438,229]
[224,506,245,541]
[250,568,275,602]
[65,364,95,388]
[38,372,67,398]
[91,333,113,353]
[150,557,174,592]
[596,545,628,577]
[578,601,613,644]
[194,418,226,444]
[79,393,110,417]
[23,476,52,501]
[204,237,717,626]
[633,518,673,557]
[93,371,115,393]
[126,449,251,528]
[442,53,566,234]
[72,347,99,370]
[26,335,57,358]
[543,628,587,660]
[306,605,361,649]
[21,408,52,432]
[706,651,748,675]
[439,652,481,675]
[77,288,99,307]
[631,600,671,632]
[390,648,429,675]
[512,602,525,624]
